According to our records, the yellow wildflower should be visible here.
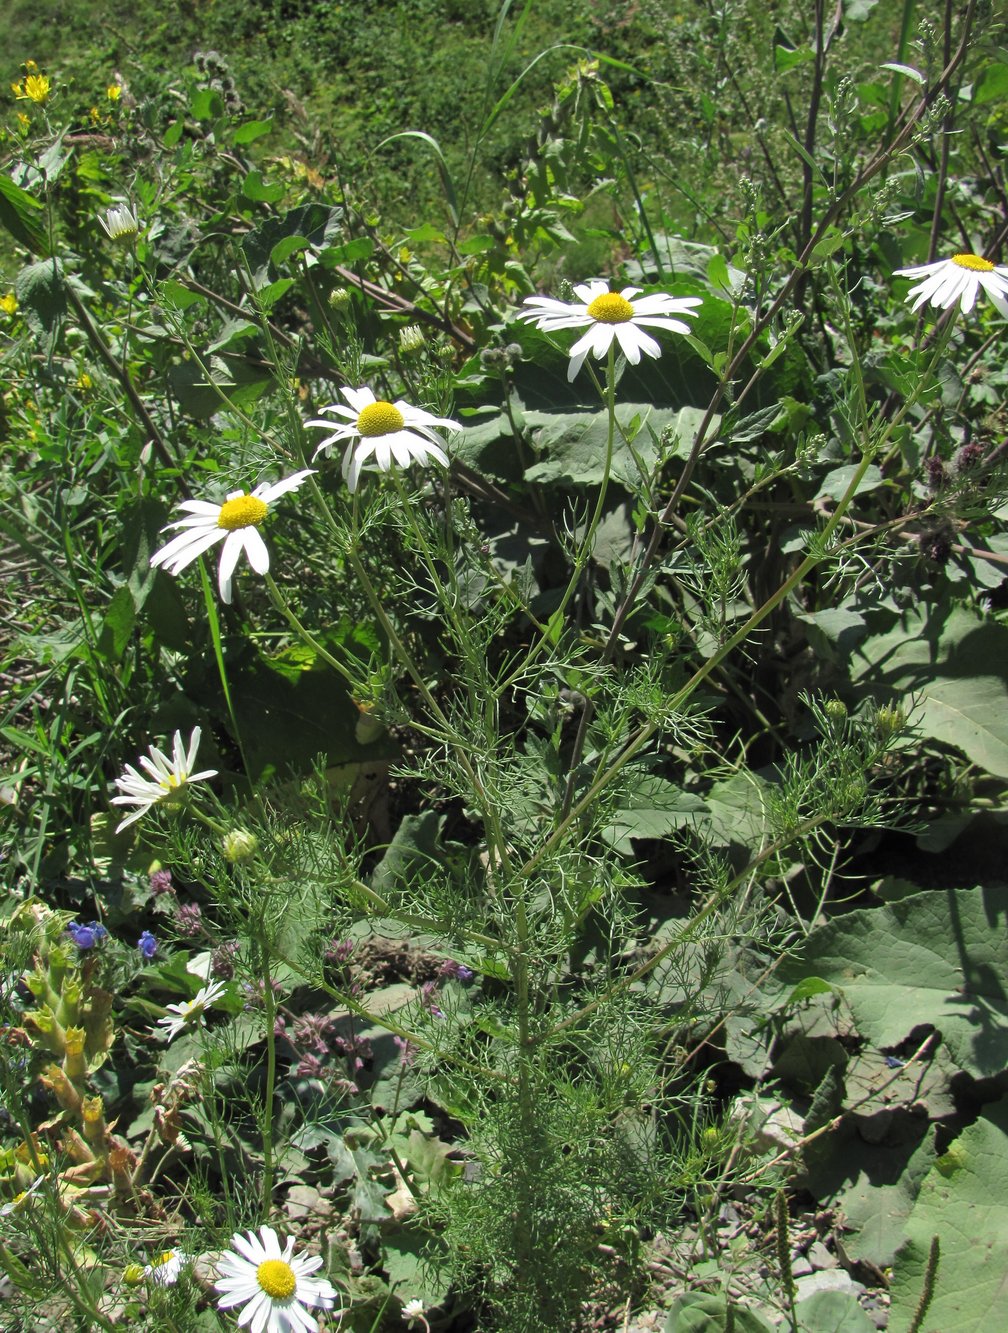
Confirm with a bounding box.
[0,293,17,317]
[25,60,38,73]
[17,111,29,130]
[76,371,93,393]
[13,72,51,104]
[89,106,100,124]
[106,83,121,102]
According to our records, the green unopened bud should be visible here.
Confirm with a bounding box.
[123,1263,145,1287]
[24,1006,66,1056]
[40,1062,82,1115]
[328,287,352,312]
[82,1095,107,1145]
[56,975,82,1028]
[64,1026,87,1083]
[702,1126,721,1148]
[398,323,425,356]
[24,968,51,1001]
[875,705,905,738]
[222,829,258,863]
[824,699,848,725]
[47,942,73,992]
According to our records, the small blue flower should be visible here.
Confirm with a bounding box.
[137,930,158,960]
[67,921,108,951]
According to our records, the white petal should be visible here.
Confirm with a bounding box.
[615,323,660,362]
[259,1226,282,1259]
[256,469,314,503]
[242,525,271,575]
[341,385,376,412]
[218,532,245,596]
[232,1231,268,1264]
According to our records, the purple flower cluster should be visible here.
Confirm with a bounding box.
[67,920,108,950]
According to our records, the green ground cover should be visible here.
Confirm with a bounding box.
[2,1,1008,1330]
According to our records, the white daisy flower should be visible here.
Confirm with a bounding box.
[99,202,139,241]
[150,470,314,603]
[112,726,217,833]
[518,280,702,381]
[214,1225,339,1332]
[157,980,228,1043]
[305,387,459,493]
[144,1249,188,1286]
[895,252,1008,318]
[402,1297,426,1321]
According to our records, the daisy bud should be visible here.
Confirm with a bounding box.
[222,829,258,863]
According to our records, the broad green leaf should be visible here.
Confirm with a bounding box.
[599,774,708,855]
[665,1293,774,1332]
[522,405,710,487]
[703,771,773,850]
[822,1129,937,1266]
[880,62,926,85]
[0,172,47,255]
[232,117,273,144]
[15,257,67,336]
[778,886,1008,1078]
[889,1100,1008,1332]
[814,464,883,502]
[242,169,284,204]
[852,606,1008,779]
[796,1289,875,1331]
[96,585,136,663]
[974,62,1008,106]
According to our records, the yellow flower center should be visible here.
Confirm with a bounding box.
[158,772,186,795]
[153,1251,176,1268]
[217,495,268,531]
[952,253,994,273]
[586,292,635,324]
[257,1258,297,1300]
[356,400,405,437]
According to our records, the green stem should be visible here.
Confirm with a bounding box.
[63,283,175,472]
[259,942,277,1222]
[499,342,618,697]
[263,572,360,689]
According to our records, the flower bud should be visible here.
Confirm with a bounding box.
[63,1026,87,1083]
[221,829,258,863]
[123,1263,145,1287]
[398,323,425,356]
[328,287,352,312]
[824,699,848,725]
[40,1062,82,1115]
[875,705,905,738]
[82,1096,107,1145]
[24,1006,66,1056]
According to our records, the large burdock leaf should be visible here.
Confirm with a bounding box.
[888,1099,1008,1332]
[777,886,1008,1078]
[852,605,1008,779]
